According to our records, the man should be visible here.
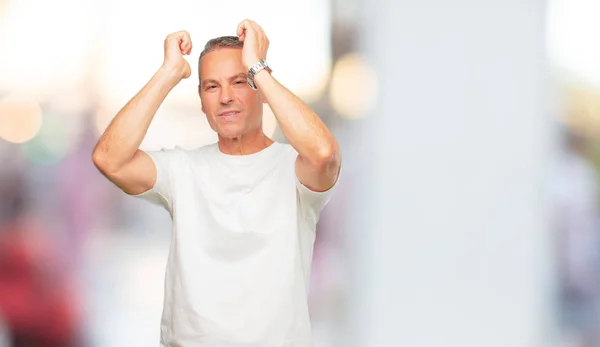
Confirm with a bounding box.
[92,19,341,347]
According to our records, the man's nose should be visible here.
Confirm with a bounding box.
[220,85,234,104]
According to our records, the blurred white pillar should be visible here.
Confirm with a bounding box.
[347,1,557,347]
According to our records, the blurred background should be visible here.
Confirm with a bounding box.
[0,0,599,346]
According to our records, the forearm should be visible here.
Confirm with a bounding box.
[254,71,339,165]
[92,66,180,171]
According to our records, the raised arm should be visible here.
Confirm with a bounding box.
[237,20,342,192]
[92,31,192,195]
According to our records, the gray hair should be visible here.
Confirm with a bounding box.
[198,36,243,81]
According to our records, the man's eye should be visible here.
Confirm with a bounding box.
[206,85,216,90]
[235,80,245,84]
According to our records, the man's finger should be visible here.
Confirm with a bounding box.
[246,20,266,41]
[181,42,191,55]
[237,20,251,37]
[170,30,190,41]
[167,31,191,46]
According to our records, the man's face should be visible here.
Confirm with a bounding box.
[198,48,264,139]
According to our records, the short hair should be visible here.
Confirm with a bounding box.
[198,36,243,82]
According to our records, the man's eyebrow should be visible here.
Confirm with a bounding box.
[230,73,247,80]
[201,78,218,86]
[201,74,247,86]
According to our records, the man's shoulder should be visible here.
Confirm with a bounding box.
[275,142,298,157]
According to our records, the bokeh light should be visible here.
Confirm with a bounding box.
[290,60,331,104]
[0,93,43,143]
[559,82,600,138]
[329,53,378,119]
[21,111,83,165]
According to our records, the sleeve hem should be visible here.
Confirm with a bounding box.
[130,149,173,213]
[294,163,342,196]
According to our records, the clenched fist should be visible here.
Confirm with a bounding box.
[236,19,270,71]
[162,30,192,80]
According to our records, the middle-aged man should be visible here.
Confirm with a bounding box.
[92,19,341,347]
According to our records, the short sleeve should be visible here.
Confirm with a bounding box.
[133,148,182,213]
[295,165,341,225]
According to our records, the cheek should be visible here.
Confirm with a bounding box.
[201,94,219,113]
[234,85,255,98]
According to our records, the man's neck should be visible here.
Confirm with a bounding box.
[218,129,273,156]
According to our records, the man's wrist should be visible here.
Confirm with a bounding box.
[155,65,183,88]
[246,59,272,90]
[253,68,273,87]
[244,56,265,71]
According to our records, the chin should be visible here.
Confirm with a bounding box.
[217,125,246,139]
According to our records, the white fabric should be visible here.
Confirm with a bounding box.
[135,141,338,347]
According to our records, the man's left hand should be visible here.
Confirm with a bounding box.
[237,19,270,71]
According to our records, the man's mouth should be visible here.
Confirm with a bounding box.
[218,111,240,120]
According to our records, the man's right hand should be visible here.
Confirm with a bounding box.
[162,30,192,80]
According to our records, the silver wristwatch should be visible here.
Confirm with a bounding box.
[247,60,272,90]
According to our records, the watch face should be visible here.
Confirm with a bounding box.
[250,61,262,75]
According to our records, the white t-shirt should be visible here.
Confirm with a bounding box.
[135,141,338,347]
